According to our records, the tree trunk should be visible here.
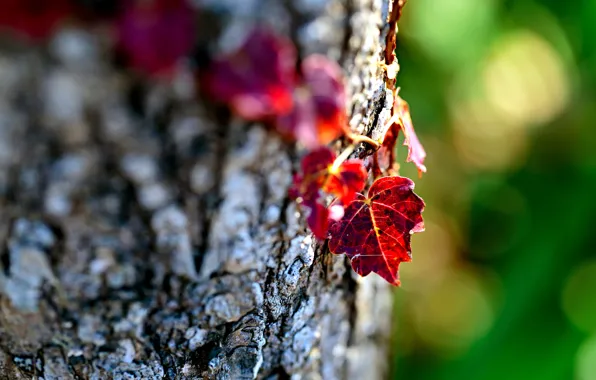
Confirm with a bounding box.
[0,0,399,378]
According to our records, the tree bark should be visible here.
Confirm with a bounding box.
[0,0,398,378]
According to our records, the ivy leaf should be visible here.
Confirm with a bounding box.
[304,198,330,240]
[324,160,368,205]
[294,147,334,193]
[291,147,367,205]
[117,0,196,77]
[201,29,296,121]
[328,176,425,286]
[290,147,367,239]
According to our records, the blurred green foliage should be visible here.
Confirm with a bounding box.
[391,1,596,379]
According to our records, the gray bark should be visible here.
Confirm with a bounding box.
[0,0,398,378]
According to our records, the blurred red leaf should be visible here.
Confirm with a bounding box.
[291,147,366,205]
[202,29,296,120]
[203,30,346,147]
[0,0,73,41]
[290,147,367,239]
[277,54,346,147]
[293,146,336,193]
[328,176,425,286]
[304,198,330,240]
[324,160,368,205]
[299,55,346,145]
[117,0,196,76]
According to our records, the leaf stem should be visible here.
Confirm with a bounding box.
[331,129,381,172]
[331,144,356,172]
[344,129,381,150]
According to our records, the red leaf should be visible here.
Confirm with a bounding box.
[202,32,346,147]
[277,54,346,148]
[296,146,336,191]
[374,119,400,177]
[0,0,73,41]
[290,147,367,239]
[202,29,296,120]
[324,160,368,206]
[301,55,346,145]
[291,147,366,205]
[328,176,425,286]
[372,95,426,177]
[304,199,329,240]
[117,0,196,77]
[394,96,427,175]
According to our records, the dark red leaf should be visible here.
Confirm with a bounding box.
[289,148,332,203]
[328,176,425,286]
[0,0,73,41]
[202,29,296,120]
[323,160,367,205]
[298,146,336,189]
[117,0,196,76]
[290,147,366,205]
[290,147,367,239]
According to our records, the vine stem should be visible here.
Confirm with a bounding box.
[344,131,381,149]
[330,144,356,172]
[330,129,381,172]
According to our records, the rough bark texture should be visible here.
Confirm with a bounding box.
[0,0,398,378]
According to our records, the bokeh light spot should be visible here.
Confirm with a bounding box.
[402,217,458,290]
[575,335,596,380]
[450,96,528,171]
[410,268,497,356]
[562,260,596,333]
[404,0,496,68]
[483,30,571,127]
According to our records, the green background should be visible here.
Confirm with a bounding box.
[392,0,596,379]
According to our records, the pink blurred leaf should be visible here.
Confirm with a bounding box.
[395,96,427,175]
[201,29,296,120]
[277,54,346,148]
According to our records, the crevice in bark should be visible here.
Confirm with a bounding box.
[339,0,355,65]
[268,365,291,380]
[195,109,231,274]
[284,0,310,66]
[189,338,222,374]
[0,240,9,277]
[357,89,388,160]
[343,260,358,349]
[126,78,148,118]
